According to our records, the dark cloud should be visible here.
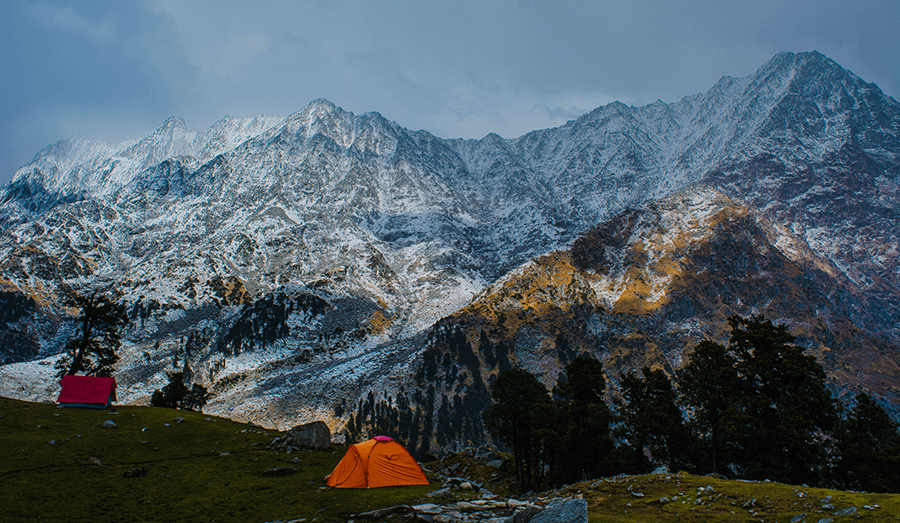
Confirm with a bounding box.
[2,0,897,184]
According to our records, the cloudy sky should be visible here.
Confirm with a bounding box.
[2,0,898,185]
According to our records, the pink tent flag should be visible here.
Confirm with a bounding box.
[56,375,117,409]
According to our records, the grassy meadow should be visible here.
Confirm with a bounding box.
[2,396,899,522]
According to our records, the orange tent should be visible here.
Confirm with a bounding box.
[325,436,429,488]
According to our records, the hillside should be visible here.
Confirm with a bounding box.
[1,397,897,523]
[345,187,900,454]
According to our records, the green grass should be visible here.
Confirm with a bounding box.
[0,397,435,522]
[3,396,900,522]
[551,472,900,522]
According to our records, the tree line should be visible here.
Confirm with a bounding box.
[484,315,900,493]
[56,290,208,412]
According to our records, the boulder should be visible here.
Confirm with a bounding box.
[286,421,331,449]
[505,506,541,523]
[530,499,588,523]
[425,487,453,498]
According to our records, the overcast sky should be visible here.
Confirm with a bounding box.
[2,0,898,185]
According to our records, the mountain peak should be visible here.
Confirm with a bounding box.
[157,116,190,133]
[2,51,899,437]
[308,98,337,109]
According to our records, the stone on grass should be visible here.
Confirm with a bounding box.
[286,421,331,450]
[101,420,117,428]
[530,499,588,523]
[426,487,453,498]
[124,467,147,478]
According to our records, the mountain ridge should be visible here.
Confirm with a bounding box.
[0,51,898,446]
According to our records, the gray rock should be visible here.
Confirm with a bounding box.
[352,505,413,519]
[486,459,504,468]
[426,487,453,498]
[816,519,834,523]
[504,506,541,523]
[411,503,442,514]
[530,499,588,523]
[101,420,117,428]
[790,514,807,523]
[444,477,481,490]
[286,421,331,450]
[475,445,501,461]
[832,507,856,516]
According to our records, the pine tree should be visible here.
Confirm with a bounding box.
[550,355,614,484]
[618,367,688,473]
[483,368,551,491]
[730,315,834,484]
[678,315,835,484]
[833,393,900,492]
[151,370,209,411]
[677,339,741,475]
[55,291,127,378]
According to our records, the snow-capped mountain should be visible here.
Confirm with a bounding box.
[0,51,897,446]
[380,186,900,454]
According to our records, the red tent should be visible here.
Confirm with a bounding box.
[56,375,117,409]
[325,436,429,488]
